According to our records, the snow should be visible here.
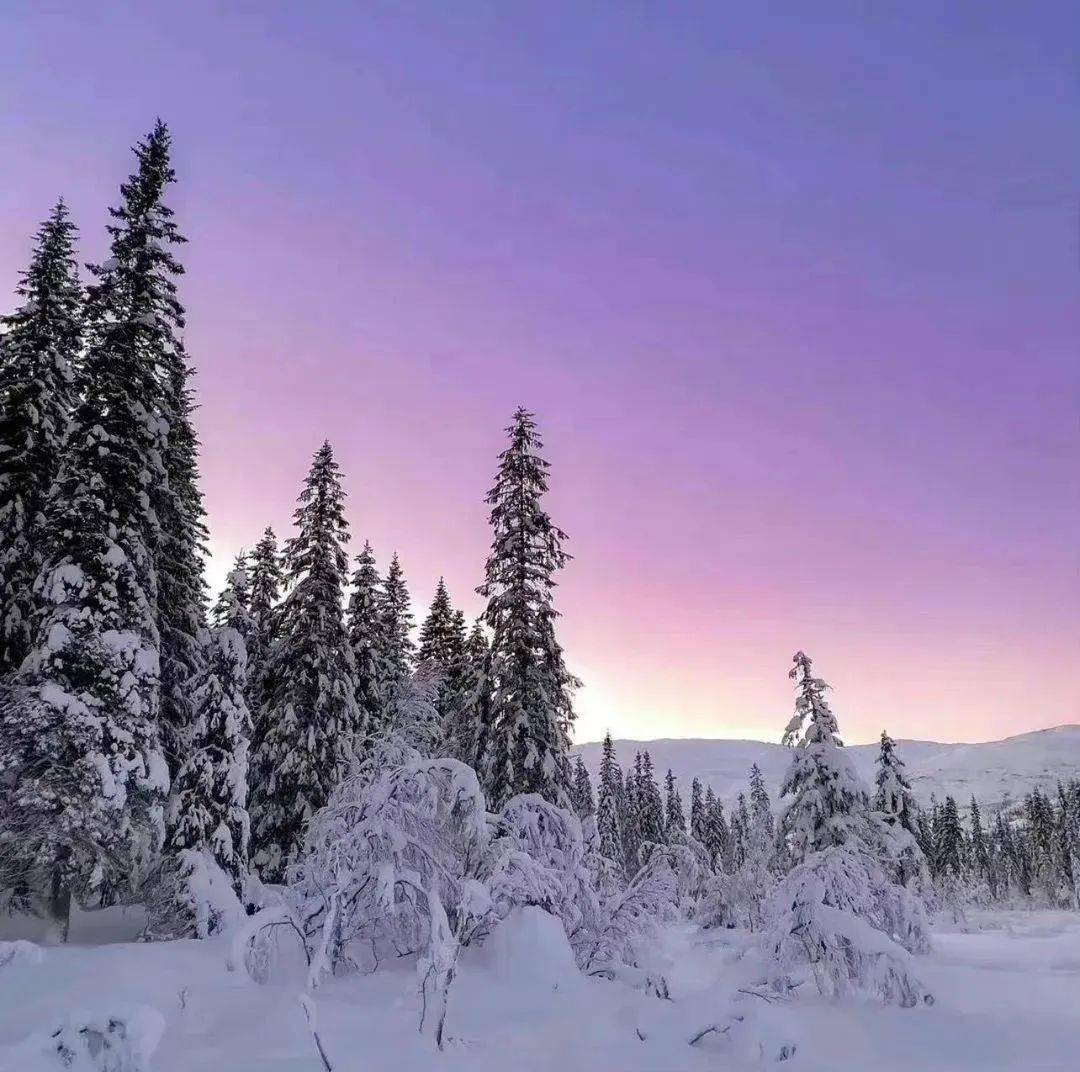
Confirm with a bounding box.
[579,725,1080,816]
[1,909,1078,1070]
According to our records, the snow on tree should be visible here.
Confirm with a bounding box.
[416,578,475,755]
[344,540,386,738]
[0,200,82,676]
[703,786,730,872]
[572,755,596,819]
[153,618,251,936]
[779,651,874,863]
[475,407,578,811]
[375,551,415,731]
[874,731,917,833]
[0,133,193,926]
[249,441,359,881]
[724,766,778,930]
[595,733,624,871]
[664,769,686,841]
[211,555,255,640]
[417,577,458,669]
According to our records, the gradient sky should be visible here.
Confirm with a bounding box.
[2,2,1077,745]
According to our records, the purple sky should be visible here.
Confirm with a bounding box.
[3,2,1077,744]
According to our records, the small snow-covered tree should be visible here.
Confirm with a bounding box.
[689,778,706,845]
[249,442,359,881]
[0,200,82,676]
[636,751,666,855]
[246,526,282,699]
[475,408,578,810]
[765,847,932,1006]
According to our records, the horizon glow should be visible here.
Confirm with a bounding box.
[2,3,1077,746]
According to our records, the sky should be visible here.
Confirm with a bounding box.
[2,2,1077,746]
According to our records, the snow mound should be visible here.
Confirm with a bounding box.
[0,940,44,970]
[483,906,579,990]
[0,1004,165,1072]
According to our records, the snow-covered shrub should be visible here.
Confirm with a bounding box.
[5,1006,164,1072]
[764,847,932,1007]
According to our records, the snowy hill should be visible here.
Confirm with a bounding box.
[577,725,1080,815]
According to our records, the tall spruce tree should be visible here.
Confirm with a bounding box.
[246,527,282,699]
[442,616,486,766]
[595,733,623,869]
[249,442,359,881]
[417,578,458,668]
[571,755,595,819]
[376,552,414,728]
[664,769,686,841]
[345,541,386,738]
[0,129,196,923]
[416,577,472,745]
[0,201,82,675]
[689,777,707,845]
[475,408,578,810]
[89,121,207,775]
[779,651,872,864]
[637,751,666,849]
[874,730,917,835]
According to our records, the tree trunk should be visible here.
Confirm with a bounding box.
[46,869,72,945]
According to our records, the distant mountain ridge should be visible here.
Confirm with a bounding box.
[575,725,1080,816]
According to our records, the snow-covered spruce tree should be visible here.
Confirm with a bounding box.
[211,555,254,637]
[689,778,706,845]
[703,786,730,871]
[728,768,777,930]
[596,733,624,871]
[156,617,251,936]
[249,442,360,882]
[968,796,993,903]
[664,769,686,841]
[417,578,474,751]
[779,651,874,861]
[636,751,666,854]
[246,527,282,690]
[0,135,189,924]
[572,755,596,819]
[767,652,931,1005]
[873,731,929,891]
[621,754,644,876]
[375,551,415,728]
[85,121,208,776]
[0,201,82,676]
[441,614,485,767]
[345,540,386,739]
[475,408,578,810]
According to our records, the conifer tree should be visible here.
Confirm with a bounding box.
[749,764,774,839]
[969,796,992,898]
[571,755,595,819]
[376,552,414,727]
[442,616,485,766]
[211,554,252,637]
[637,751,666,850]
[664,769,686,841]
[166,617,251,898]
[246,527,283,706]
[475,408,578,810]
[779,651,872,864]
[595,733,623,869]
[345,540,385,737]
[416,578,473,747]
[935,795,966,880]
[689,777,707,845]
[874,730,917,835]
[249,442,359,881]
[704,786,728,869]
[86,120,208,775]
[417,578,458,668]
[0,201,82,675]
[0,130,190,922]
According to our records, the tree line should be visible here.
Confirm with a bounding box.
[0,123,577,936]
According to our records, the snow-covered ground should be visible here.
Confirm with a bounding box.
[579,725,1080,815]
[3,907,1079,1071]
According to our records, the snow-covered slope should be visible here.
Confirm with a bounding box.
[577,725,1080,814]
